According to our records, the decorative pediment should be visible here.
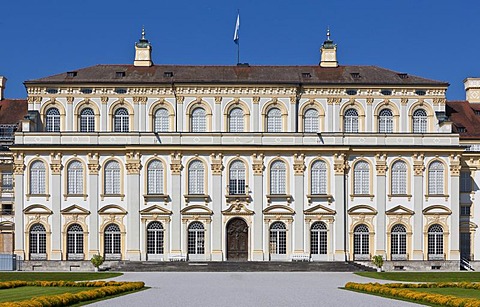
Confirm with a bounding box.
[61,205,90,215]
[140,205,172,216]
[385,205,414,216]
[263,205,295,216]
[181,205,213,216]
[222,203,254,216]
[348,205,377,215]
[422,205,452,215]
[98,204,127,215]
[23,204,53,215]
[304,204,336,216]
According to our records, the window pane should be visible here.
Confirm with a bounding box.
[267,108,282,132]
[154,108,169,132]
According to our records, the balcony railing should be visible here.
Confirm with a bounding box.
[0,125,16,142]
[226,185,251,203]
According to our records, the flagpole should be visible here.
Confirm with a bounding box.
[237,38,240,64]
[234,10,240,64]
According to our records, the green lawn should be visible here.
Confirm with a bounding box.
[409,287,480,300]
[0,286,92,303]
[355,271,480,282]
[0,272,122,282]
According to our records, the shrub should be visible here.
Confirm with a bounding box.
[90,254,104,269]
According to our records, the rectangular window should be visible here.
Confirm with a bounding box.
[461,205,471,216]
[1,172,13,191]
[460,171,472,193]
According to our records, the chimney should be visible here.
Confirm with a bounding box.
[0,76,6,100]
[464,78,480,103]
[134,27,153,67]
[319,28,338,68]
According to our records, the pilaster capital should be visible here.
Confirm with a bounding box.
[449,154,461,177]
[13,153,25,175]
[50,152,63,175]
[87,152,100,175]
[170,152,183,175]
[133,96,148,104]
[412,153,425,176]
[366,98,374,105]
[210,153,224,175]
[375,154,387,176]
[176,96,185,104]
[125,152,142,175]
[293,153,305,175]
[101,96,109,104]
[252,153,264,175]
[333,153,349,175]
[214,96,222,104]
[252,96,260,104]
[66,96,74,104]
[401,98,408,106]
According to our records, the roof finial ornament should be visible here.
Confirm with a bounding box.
[327,27,331,41]
[141,26,146,40]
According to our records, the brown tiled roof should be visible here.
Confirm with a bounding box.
[0,99,27,125]
[25,64,448,86]
[446,100,480,139]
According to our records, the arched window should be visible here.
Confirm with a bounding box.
[147,221,164,255]
[270,160,286,195]
[391,224,407,260]
[344,108,358,133]
[104,161,120,194]
[46,107,60,132]
[310,222,327,255]
[154,108,169,132]
[428,161,444,195]
[114,108,129,132]
[391,161,407,195]
[67,160,83,194]
[147,160,164,194]
[229,160,246,195]
[191,107,206,132]
[353,161,370,195]
[67,223,84,260]
[30,161,46,194]
[104,223,121,260]
[29,223,46,260]
[229,107,244,132]
[266,108,282,132]
[304,108,319,133]
[413,109,427,133]
[188,160,205,195]
[378,109,393,133]
[188,222,205,255]
[80,108,95,132]
[311,160,327,195]
[428,224,444,260]
[269,222,286,255]
[353,224,369,260]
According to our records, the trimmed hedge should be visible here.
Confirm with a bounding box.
[345,282,480,307]
[0,280,145,307]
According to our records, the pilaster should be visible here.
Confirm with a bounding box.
[170,152,183,254]
[210,153,224,260]
[50,152,62,260]
[333,153,347,260]
[252,153,265,260]
[214,97,222,132]
[125,151,142,260]
[293,154,305,253]
[252,97,260,132]
[13,153,25,259]
[87,153,100,258]
[412,154,425,260]
[449,154,461,260]
[375,154,387,257]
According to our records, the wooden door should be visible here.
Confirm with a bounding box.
[227,218,248,261]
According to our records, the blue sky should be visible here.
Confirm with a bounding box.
[1,0,478,99]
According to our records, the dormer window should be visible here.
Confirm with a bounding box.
[415,90,426,96]
[46,88,58,94]
[381,89,392,96]
[115,88,127,94]
[164,71,174,78]
[474,110,480,116]
[80,88,93,94]
[346,89,357,95]
[398,73,408,79]
[350,73,360,79]
[115,71,126,78]
[301,72,312,78]
[67,71,77,77]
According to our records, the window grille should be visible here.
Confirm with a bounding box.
[391,161,407,195]
[188,222,205,254]
[310,222,327,254]
[46,108,60,132]
[269,222,286,254]
[147,221,164,254]
[80,108,95,132]
[147,160,164,194]
[29,223,46,259]
[428,224,443,259]
[353,224,369,259]
[104,224,121,257]
[104,161,120,194]
[266,108,282,132]
[344,108,358,133]
[270,160,286,195]
[154,108,169,132]
[114,108,129,132]
[390,224,407,257]
[67,224,84,259]
[311,160,327,195]
[229,107,245,132]
[30,161,46,194]
[378,109,393,133]
[428,161,444,194]
[191,107,206,132]
[188,160,205,194]
[353,161,369,195]
[67,161,83,194]
[413,109,427,133]
[1,171,13,191]
[304,108,319,133]
[460,171,472,192]
[229,160,246,194]
[461,205,471,216]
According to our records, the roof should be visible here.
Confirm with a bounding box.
[25,64,449,87]
[446,100,480,139]
[0,99,27,125]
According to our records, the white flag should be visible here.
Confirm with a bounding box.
[233,13,240,44]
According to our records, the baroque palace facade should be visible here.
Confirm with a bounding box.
[10,32,480,268]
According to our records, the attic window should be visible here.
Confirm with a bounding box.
[346,89,357,95]
[67,71,77,77]
[80,88,93,94]
[46,88,58,94]
[457,127,466,133]
[398,73,408,79]
[301,72,312,78]
[381,89,392,96]
[115,88,127,94]
[474,110,480,116]
[415,90,426,96]
[164,71,174,78]
[115,71,126,78]
[350,73,361,79]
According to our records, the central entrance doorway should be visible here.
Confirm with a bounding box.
[226,218,248,261]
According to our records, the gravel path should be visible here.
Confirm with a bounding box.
[88,272,422,307]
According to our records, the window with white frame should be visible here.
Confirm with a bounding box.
[390,224,407,258]
[147,160,164,194]
[188,222,205,255]
[428,161,444,195]
[67,223,84,259]
[30,160,46,194]
[29,223,46,259]
[154,108,169,132]
[460,171,472,193]
[378,108,393,133]
[344,108,358,133]
[79,108,95,132]
[353,161,370,195]
[229,107,245,132]
[266,108,282,132]
[1,171,13,191]
[104,223,121,259]
[191,107,206,132]
[428,224,444,259]
[269,222,286,255]
[391,160,407,195]
[67,160,83,194]
[229,160,246,195]
[114,108,129,132]
[188,160,205,195]
[270,160,286,194]
[413,109,427,133]
[353,224,369,259]
[311,160,327,195]
[310,222,327,254]
[46,107,60,132]
[304,108,319,133]
[104,161,120,194]
[147,221,164,255]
